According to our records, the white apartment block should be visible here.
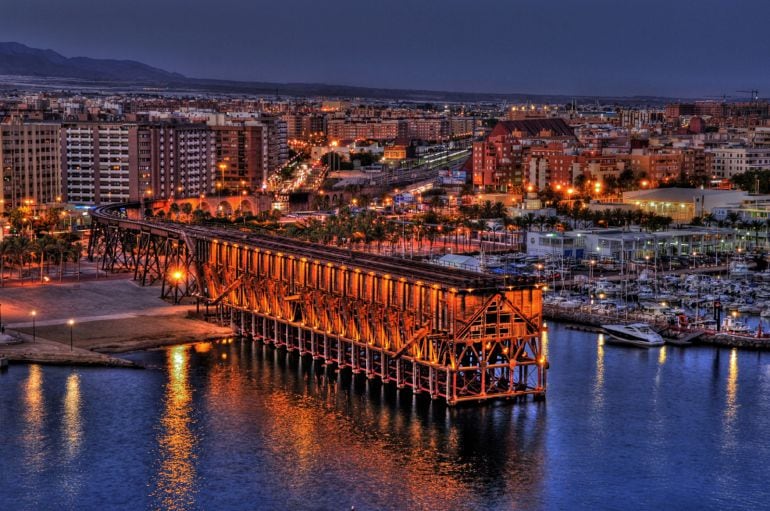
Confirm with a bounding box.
[708,146,770,178]
[63,123,135,205]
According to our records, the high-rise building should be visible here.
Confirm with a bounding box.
[211,116,288,191]
[150,124,215,199]
[62,122,137,205]
[0,121,62,213]
[212,124,266,192]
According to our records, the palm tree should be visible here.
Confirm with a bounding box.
[524,212,537,232]
[0,239,11,287]
[748,219,763,248]
[10,237,32,281]
[33,235,57,283]
[169,202,181,221]
[181,203,193,222]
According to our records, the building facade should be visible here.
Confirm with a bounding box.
[62,122,138,205]
[0,121,62,212]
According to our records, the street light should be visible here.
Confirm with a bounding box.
[172,270,184,304]
[31,310,36,342]
[68,319,75,351]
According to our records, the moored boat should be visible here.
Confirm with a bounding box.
[601,323,665,348]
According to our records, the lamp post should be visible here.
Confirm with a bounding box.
[31,310,36,342]
[242,190,248,224]
[68,319,75,351]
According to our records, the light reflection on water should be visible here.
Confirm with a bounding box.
[593,333,605,408]
[22,365,46,475]
[2,323,770,510]
[199,339,548,510]
[63,373,82,458]
[723,348,740,445]
[150,345,197,511]
[61,372,83,500]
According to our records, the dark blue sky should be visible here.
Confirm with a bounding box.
[3,0,769,97]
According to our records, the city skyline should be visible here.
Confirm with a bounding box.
[2,0,770,98]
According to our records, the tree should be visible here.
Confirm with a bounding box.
[181,203,193,222]
[725,211,741,228]
[169,203,181,220]
[731,170,770,194]
[618,168,636,191]
[603,175,621,197]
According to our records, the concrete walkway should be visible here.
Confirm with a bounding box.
[0,278,234,366]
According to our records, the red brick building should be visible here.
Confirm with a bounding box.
[471,119,576,191]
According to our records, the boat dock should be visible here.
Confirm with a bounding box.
[546,304,709,346]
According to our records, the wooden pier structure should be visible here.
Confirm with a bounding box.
[88,203,546,405]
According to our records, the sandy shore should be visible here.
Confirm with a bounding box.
[0,277,234,367]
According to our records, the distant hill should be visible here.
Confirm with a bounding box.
[0,42,185,82]
[0,42,678,104]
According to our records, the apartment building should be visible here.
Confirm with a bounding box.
[62,123,138,205]
[210,115,288,191]
[0,121,62,212]
[151,124,215,199]
[326,119,403,141]
[472,119,576,191]
[707,146,770,178]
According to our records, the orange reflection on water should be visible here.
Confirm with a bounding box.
[658,346,667,366]
[152,346,197,511]
[23,364,46,472]
[63,373,82,458]
[205,344,486,509]
[192,342,212,354]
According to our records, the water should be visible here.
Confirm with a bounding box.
[2,323,770,510]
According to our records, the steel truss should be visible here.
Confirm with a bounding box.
[89,204,546,405]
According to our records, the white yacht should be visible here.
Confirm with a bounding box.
[730,260,751,277]
[601,323,665,347]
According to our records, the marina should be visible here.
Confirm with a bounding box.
[520,251,770,349]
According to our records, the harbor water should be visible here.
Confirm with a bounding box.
[2,322,770,510]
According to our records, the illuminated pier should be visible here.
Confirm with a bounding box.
[88,203,546,405]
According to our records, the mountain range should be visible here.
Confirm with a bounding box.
[0,42,675,104]
[0,42,185,82]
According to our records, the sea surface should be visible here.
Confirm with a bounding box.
[1,322,770,511]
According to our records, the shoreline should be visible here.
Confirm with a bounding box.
[0,278,235,368]
[0,321,236,368]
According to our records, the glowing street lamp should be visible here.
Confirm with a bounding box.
[31,310,36,342]
[68,319,75,351]
[172,270,184,304]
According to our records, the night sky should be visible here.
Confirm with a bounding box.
[3,0,770,97]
